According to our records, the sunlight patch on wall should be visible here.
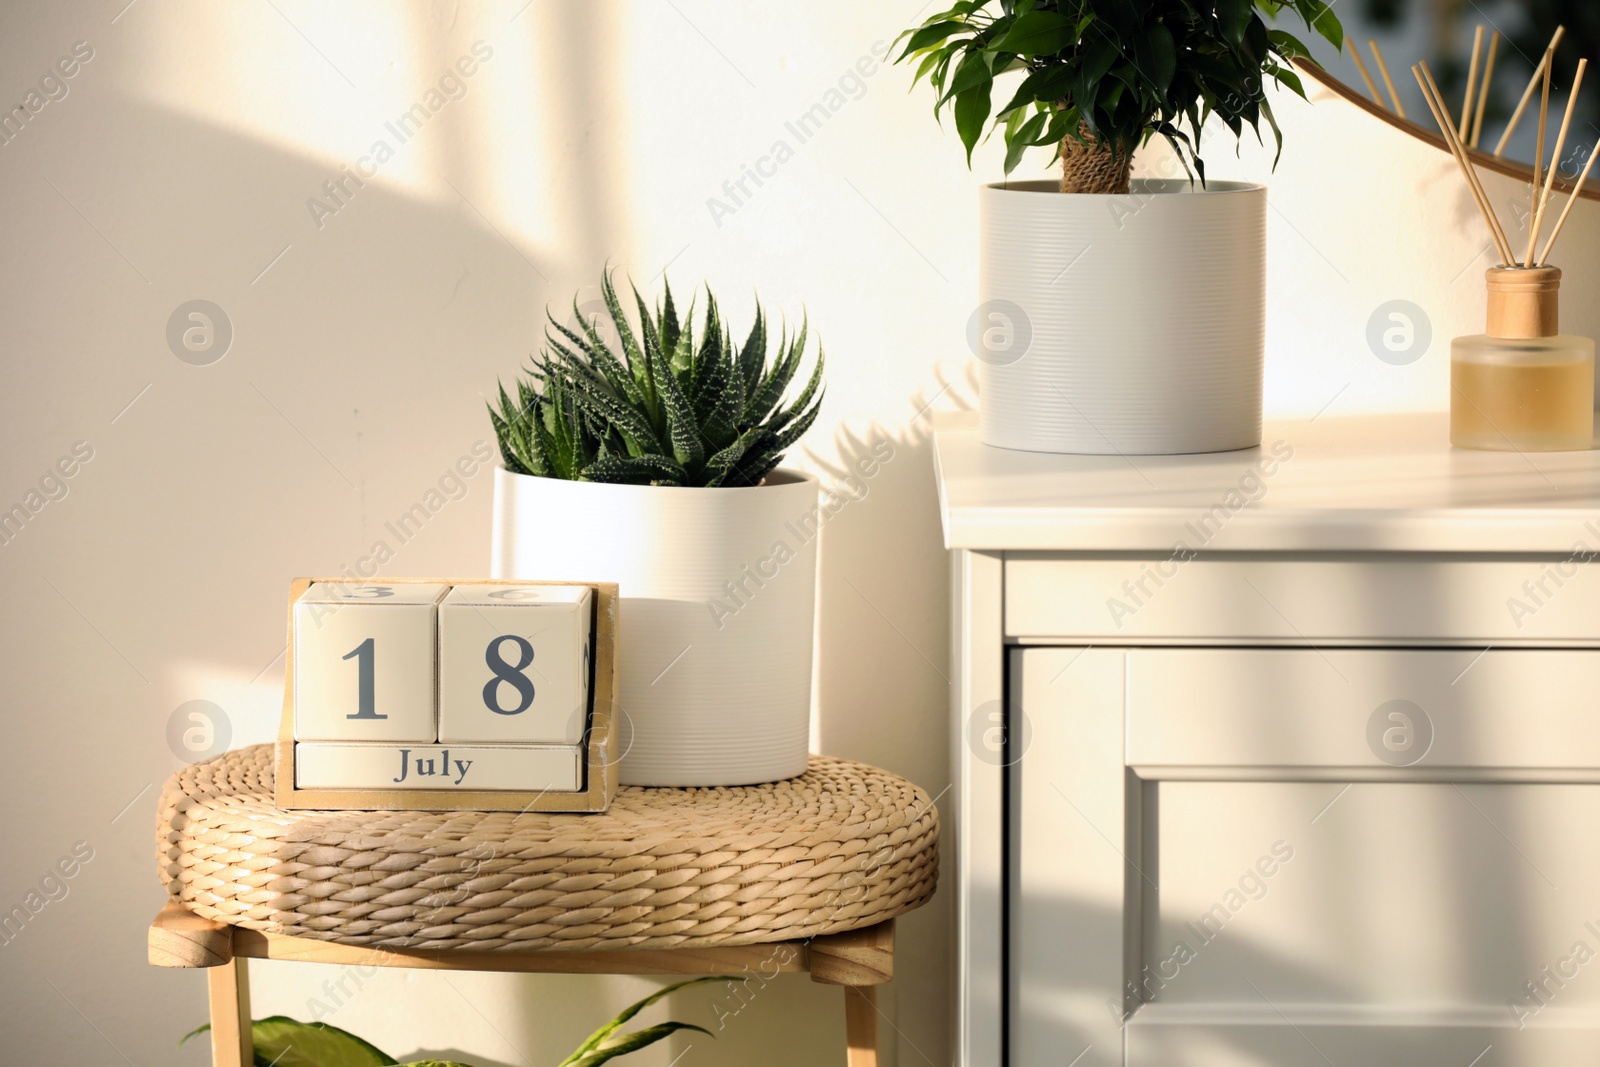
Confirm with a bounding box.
[117,1,561,250]
[165,656,286,751]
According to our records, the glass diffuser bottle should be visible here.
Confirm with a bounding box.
[1451,266,1594,452]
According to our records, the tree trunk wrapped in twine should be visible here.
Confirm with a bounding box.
[1059,120,1133,194]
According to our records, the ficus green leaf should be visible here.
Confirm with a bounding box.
[1141,21,1176,93]
[953,81,994,161]
[898,19,967,59]
[938,48,992,107]
[992,9,1076,57]
[1216,0,1253,45]
[893,0,1343,185]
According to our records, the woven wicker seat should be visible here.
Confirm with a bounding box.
[151,745,937,1065]
[156,744,939,953]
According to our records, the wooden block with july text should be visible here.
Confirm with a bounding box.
[294,742,582,791]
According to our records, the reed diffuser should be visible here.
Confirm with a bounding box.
[1412,52,1597,452]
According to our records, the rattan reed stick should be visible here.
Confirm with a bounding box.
[1369,39,1406,119]
[1538,139,1600,265]
[1460,26,1485,140]
[1471,31,1500,148]
[1526,58,1588,267]
[1495,26,1566,157]
[1530,50,1554,235]
[1415,64,1514,266]
[1350,46,1385,108]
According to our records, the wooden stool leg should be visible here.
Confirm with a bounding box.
[207,957,252,1067]
[843,985,878,1067]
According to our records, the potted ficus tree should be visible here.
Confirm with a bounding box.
[898,0,1343,454]
[489,269,823,787]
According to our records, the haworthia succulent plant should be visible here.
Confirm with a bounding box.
[490,269,824,488]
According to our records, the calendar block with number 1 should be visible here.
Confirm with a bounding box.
[292,582,447,742]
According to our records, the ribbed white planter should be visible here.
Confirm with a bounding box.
[978,179,1266,455]
[491,467,817,787]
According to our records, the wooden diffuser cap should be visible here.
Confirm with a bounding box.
[1486,266,1561,339]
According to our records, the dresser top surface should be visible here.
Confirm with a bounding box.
[934,412,1600,553]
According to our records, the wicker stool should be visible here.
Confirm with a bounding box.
[148,745,939,1067]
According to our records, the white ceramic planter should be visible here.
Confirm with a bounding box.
[491,467,818,786]
[978,179,1266,455]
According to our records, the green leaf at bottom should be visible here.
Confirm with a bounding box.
[182,1016,399,1067]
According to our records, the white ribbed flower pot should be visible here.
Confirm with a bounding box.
[978,179,1266,455]
[491,467,817,786]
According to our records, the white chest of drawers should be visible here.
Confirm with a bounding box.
[935,414,1600,1067]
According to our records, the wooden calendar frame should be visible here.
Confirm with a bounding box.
[275,576,620,813]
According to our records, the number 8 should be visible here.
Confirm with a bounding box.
[483,635,536,715]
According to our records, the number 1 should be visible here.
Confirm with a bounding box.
[343,637,384,719]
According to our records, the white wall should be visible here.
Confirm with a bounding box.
[2,2,1596,1066]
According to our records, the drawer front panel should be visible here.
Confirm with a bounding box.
[1127,1017,1600,1067]
[1016,647,1600,1067]
[1150,780,1593,1007]
[1005,555,1600,643]
[1130,778,1600,1067]
[1126,649,1600,775]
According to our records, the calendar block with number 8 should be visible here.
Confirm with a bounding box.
[438,584,592,744]
[292,582,447,742]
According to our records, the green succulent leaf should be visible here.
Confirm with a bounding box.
[695,344,743,449]
[559,305,641,407]
[659,277,682,359]
[766,393,823,458]
[768,344,825,438]
[745,315,806,425]
[583,451,688,486]
[490,270,822,488]
[704,426,768,487]
[561,372,663,458]
[736,304,768,401]
[639,297,705,467]
[600,268,656,417]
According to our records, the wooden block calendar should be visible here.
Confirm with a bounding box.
[275,577,619,812]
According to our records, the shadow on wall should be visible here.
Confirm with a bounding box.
[811,364,975,1067]
[15,7,974,1061]
[17,90,741,1067]
[10,92,588,1067]
[86,106,977,1067]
